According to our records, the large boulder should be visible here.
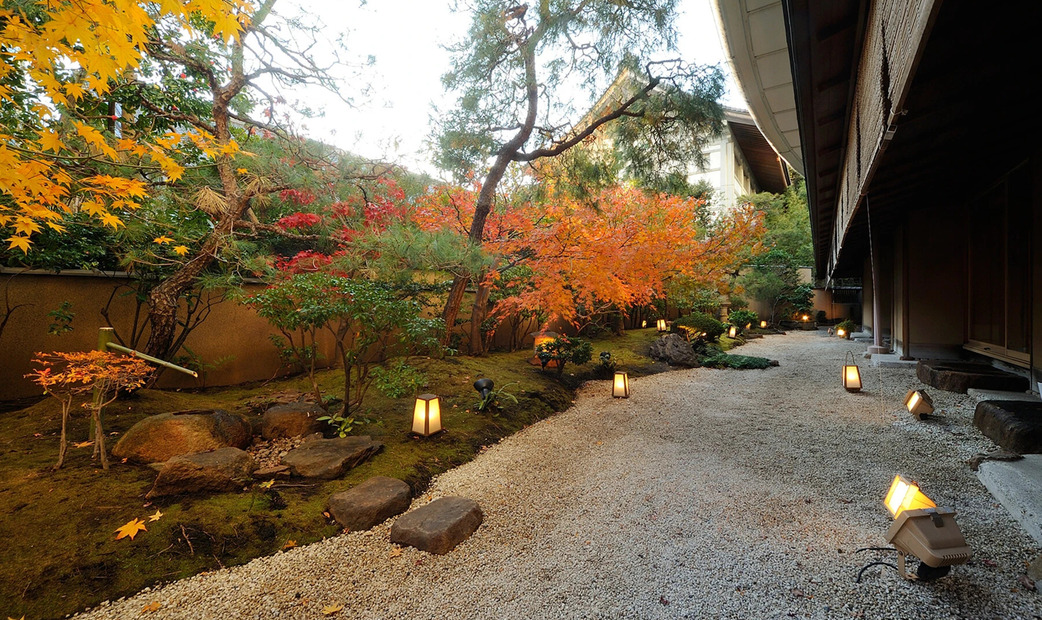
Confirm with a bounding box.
[146,447,255,499]
[281,436,383,479]
[917,360,1029,394]
[257,402,326,440]
[328,476,412,531]
[974,400,1042,454]
[648,334,700,367]
[112,409,251,464]
[390,496,483,555]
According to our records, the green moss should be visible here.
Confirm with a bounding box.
[0,328,665,619]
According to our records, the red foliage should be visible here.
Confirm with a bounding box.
[275,212,322,230]
[279,188,316,206]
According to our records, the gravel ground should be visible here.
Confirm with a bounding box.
[77,330,1042,620]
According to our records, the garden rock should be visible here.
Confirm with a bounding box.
[257,402,326,440]
[917,360,1029,394]
[973,400,1042,454]
[146,447,255,499]
[281,436,383,479]
[648,334,700,367]
[328,476,412,531]
[112,409,252,463]
[389,496,483,554]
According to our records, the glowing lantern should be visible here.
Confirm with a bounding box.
[882,475,972,580]
[801,314,809,322]
[532,331,558,354]
[837,328,846,338]
[843,351,862,392]
[656,319,667,332]
[760,320,768,328]
[728,325,737,338]
[612,371,630,398]
[904,390,934,419]
[641,319,648,328]
[412,394,442,436]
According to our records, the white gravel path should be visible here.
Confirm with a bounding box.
[77,331,1042,619]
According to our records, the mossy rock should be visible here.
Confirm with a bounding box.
[112,409,252,464]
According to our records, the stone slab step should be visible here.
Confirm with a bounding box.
[967,389,1040,404]
[917,360,1030,394]
[977,454,1042,545]
[973,400,1042,454]
[390,496,483,555]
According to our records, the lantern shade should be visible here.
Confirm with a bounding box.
[612,371,630,398]
[728,325,737,338]
[904,389,934,418]
[412,394,442,436]
[843,364,862,392]
[656,319,667,332]
[836,328,846,338]
[884,475,937,518]
[760,320,768,328]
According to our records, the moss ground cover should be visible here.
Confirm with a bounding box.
[1,329,666,620]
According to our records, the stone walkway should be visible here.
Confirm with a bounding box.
[77,331,1042,619]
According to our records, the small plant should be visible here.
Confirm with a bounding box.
[595,351,617,379]
[475,381,519,413]
[535,335,593,374]
[317,411,357,438]
[836,319,858,335]
[727,309,758,331]
[26,351,153,470]
[702,353,773,370]
[371,360,428,398]
[47,301,75,336]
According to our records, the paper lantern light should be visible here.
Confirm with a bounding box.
[412,394,442,436]
[612,371,630,398]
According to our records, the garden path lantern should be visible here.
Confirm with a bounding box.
[656,319,668,332]
[882,475,971,580]
[412,394,442,436]
[904,390,934,419]
[843,351,862,392]
[612,371,630,398]
[728,325,737,338]
[836,327,847,338]
[760,320,768,329]
[532,331,558,354]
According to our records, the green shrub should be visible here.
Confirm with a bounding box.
[836,319,858,334]
[702,354,772,370]
[727,309,758,330]
[371,360,428,398]
[536,335,593,374]
[672,312,725,342]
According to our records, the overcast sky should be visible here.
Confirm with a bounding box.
[281,0,745,176]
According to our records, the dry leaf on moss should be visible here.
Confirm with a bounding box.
[115,518,147,540]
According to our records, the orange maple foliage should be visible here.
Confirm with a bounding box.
[114,517,148,541]
[0,0,250,251]
[413,184,762,329]
[26,351,153,470]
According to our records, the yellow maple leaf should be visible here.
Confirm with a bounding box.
[148,509,163,522]
[73,440,93,448]
[100,212,123,230]
[259,479,274,489]
[236,167,248,174]
[6,236,31,253]
[389,547,402,558]
[282,540,297,550]
[141,601,161,613]
[322,604,343,616]
[154,235,173,245]
[173,245,189,256]
[115,518,147,540]
[39,128,63,152]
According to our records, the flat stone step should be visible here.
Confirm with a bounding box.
[390,497,483,555]
[977,454,1042,545]
[869,353,918,368]
[974,400,1042,454]
[967,389,1040,404]
[917,360,1029,394]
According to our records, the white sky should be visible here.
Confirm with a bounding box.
[282,0,746,177]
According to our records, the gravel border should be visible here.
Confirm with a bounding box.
[76,331,1042,619]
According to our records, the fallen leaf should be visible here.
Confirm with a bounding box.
[141,601,161,612]
[1018,574,1037,591]
[389,547,402,558]
[983,559,998,568]
[259,480,275,489]
[115,518,147,541]
[282,540,297,550]
[659,596,670,606]
[148,509,163,522]
[322,604,343,615]
[73,440,93,448]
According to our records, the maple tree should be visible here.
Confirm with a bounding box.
[434,0,726,353]
[26,351,153,470]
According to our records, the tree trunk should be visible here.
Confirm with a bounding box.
[441,275,470,346]
[468,277,492,355]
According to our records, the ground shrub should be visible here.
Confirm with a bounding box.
[727,309,758,329]
[702,353,772,370]
[836,319,858,334]
[672,312,725,342]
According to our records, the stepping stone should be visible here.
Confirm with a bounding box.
[390,497,483,554]
[147,447,255,498]
[974,400,1042,454]
[281,436,382,479]
[113,409,252,463]
[328,476,412,531]
[257,403,326,440]
[917,360,1029,394]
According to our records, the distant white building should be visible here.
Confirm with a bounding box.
[691,107,790,218]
